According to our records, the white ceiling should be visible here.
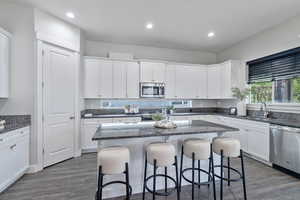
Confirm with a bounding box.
[14,0,300,52]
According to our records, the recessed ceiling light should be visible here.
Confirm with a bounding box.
[208,32,215,38]
[66,12,75,19]
[146,23,154,29]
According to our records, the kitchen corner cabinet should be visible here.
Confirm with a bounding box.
[140,61,165,83]
[0,28,11,98]
[84,58,113,98]
[0,127,30,192]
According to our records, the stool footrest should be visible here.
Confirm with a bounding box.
[213,165,243,182]
[182,168,213,186]
[145,174,177,196]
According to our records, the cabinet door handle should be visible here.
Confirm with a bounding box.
[10,144,16,150]
[70,116,75,120]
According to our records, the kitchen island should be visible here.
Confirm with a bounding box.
[92,120,238,199]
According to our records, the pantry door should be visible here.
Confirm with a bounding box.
[42,43,76,167]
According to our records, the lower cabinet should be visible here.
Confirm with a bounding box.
[0,127,30,193]
[81,117,142,152]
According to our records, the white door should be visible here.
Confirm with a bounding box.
[112,61,127,98]
[84,59,101,98]
[99,60,113,98]
[207,65,221,99]
[126,62,140,98]
[43,44,76,167]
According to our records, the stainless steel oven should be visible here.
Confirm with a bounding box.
[140,82,165,98]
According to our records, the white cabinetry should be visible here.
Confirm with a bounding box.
[165,64,207,99]
[81,117,141,152]
[84,58,113,98]
[140,61,165,83]
[0,28,11,98]
[207,65,222,99]
[112,61,140,98]
[0,127,30,192]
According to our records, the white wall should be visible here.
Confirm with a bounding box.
[0,2,34,115]
[85,40,217,64]
[217,14,300,62]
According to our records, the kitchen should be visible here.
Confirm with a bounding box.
[1,0,300,200]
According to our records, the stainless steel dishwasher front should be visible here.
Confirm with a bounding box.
[270,125,300,174]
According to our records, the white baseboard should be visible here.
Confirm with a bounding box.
[74,150,82,157]
[26,164,43,174]
[82,148,97,153]
[0,167,28,193]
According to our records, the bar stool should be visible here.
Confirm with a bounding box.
[142,142,180,200]
[212,137,247,200]
[96,146,132,200]
[179,138,216,200]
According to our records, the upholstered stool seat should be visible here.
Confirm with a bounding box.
[146,142,176,167]
[98,146,130,174]
[96,146,131,200]
[183,138,211,160]
[212,137,241,157]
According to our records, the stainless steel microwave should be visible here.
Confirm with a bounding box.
[140,82,165,98]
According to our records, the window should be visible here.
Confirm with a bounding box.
[248,46,300,104]
[249,77,300,104]
[99,100,192,108]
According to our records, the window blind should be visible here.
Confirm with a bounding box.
[247,47,300,83]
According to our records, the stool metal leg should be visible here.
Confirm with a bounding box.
[164,167,168,194]
[179,145,184,191]
[174,156,180,200]
[198,160,201,188]
[208,157,212,183]
[97,166,103,200]
[220,150,224,200]
[125,163,130,200]
[240,150,247,200]
[192,152,195,200]
[153,159,157,200]
[228,157,231,186]
[142,154,147,200]
[210,145,216,200]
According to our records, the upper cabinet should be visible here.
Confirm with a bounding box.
[207,64,222,99]
[0,28,11,98]
[84,58,113,98]
[84,58,140,99]
[112,61,140,98]
[165,64,207,99]
[140,61,165,83]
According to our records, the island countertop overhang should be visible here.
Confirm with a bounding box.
[92,120,239,141]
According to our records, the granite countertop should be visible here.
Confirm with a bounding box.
[92,120,239,140]
[0,115,31,135]
[83,111,300,129]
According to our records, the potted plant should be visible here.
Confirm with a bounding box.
[231,87,250,116]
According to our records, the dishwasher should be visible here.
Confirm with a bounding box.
[270,125,300,174]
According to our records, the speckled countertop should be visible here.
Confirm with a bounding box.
[92,120,239,140]
[0,115,31,135]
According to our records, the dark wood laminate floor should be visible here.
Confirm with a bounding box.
[1,153,300,200]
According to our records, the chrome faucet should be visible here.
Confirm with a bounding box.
[261,102,270,118]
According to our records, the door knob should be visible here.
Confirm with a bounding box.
[70,116,75,120]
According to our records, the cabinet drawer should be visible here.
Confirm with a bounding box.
[0,127,30,144]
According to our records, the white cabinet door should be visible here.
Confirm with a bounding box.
[152,63,166,83]
[126,62,140,98]
[140,62,165,83]
[84,59,101,98]
[0,31,10,98]
[220,62,232,98]
[0,138,15,192]
[99,60,113,98]
[207,65,221,99]
[247,130,269,161]
[15,132,30,174]
[175,65,198,98]
[196,66,207,98]
[112,61,127,98]
[165,65,177,98]
[140,62,154,82]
